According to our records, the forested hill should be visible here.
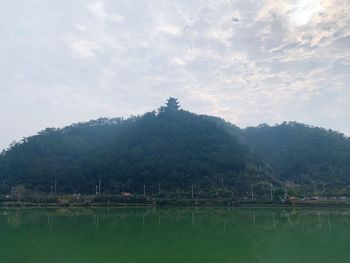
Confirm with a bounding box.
[1,98,350,196]
[243,123,350,189]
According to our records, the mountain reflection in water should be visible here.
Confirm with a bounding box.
[0,207,349,263]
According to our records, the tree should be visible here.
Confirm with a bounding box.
[13,185,26,202]
[1,100,350,197]
[273,188,286,200]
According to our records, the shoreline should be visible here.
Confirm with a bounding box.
[2,200,350,208]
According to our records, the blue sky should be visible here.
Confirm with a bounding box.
[1,0,349,150]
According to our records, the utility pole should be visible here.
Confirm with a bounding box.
[95,185,98,196]
[270,184,273,201]
[251,184,254,200]
[50,185,53,197]
[98,179,101,195]
[322,183,326,197]
[143,184,146,197]
[284,181,287,193]
[313,183,317,192]
[296,179,300,191]
[191,184,194,200]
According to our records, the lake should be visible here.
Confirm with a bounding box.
[0,207,349,262]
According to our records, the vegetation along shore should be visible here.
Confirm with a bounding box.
[1,98,350,206]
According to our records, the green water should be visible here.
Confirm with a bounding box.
[0,207,349,263]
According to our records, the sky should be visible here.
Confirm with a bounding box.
[0,0,349,150]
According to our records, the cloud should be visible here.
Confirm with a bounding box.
[0,0,349,150]
[70,39,101,58]
[157,24,182,35]
[87,1,107,18]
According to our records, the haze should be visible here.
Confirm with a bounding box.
[1,0,349,150]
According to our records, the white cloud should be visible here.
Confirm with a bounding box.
[86,1,124,21]
[70,39,101,58]
[87,1,107,18]
[0,0,349,150]
[157,24,181,35]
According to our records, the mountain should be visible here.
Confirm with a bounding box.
[243,122,350,193]
[1,98,350,197]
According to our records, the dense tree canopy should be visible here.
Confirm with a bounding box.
[243,122,350,188]
[1,99,350,196]
[0,101,253,195]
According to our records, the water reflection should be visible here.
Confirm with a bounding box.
[0,207,349,263]
[1,207,349,231]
